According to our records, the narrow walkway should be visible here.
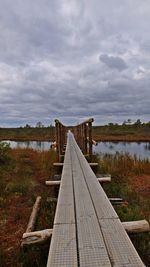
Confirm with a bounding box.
[47,132,145,267]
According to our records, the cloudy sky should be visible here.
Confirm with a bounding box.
[0,0,150,126]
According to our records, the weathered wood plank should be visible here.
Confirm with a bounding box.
[47,136,78,266]
[70,133,145,266]
[47,224,77,267]
[99,218,145,266]
[47,132,145,267]
[70,147,111,267]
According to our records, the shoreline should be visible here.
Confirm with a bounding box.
[94,135,150,142]
[0,135,150,142]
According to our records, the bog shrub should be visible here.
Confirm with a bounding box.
[0,142,11,164]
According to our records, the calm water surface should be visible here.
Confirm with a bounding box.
[94,141,150,160]
[2,140,150,159]
[4,140,52,151]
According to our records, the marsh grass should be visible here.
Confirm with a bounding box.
[97,152,150,265]
[0,145,57,267]
[0,144,149,266]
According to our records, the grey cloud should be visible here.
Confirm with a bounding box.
[0,0,150,126]
[99,54,127,71]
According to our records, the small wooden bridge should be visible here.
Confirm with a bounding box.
[46,119,145,266]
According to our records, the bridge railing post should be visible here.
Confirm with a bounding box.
[55,120,59,161]
[55,120,67,161]
[55,118,94,161]
[84,123,87,155]
[88,120,93,161]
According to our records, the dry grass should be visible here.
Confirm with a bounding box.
[98,152,150,265]
[0,147,57,267]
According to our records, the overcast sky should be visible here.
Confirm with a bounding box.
[0,0,150,127]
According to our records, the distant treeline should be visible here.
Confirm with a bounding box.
[0,127,55,141]
[0,121,150,141]
[93,122,150,141]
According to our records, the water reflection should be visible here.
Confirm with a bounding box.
[4,140,52,151]
[2,140,150,159]
[144,143,150,151]
[94,141,150,160]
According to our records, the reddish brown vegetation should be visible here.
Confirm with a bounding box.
[94,134,150,142]
[129,175,150,220]
[0,148,56,267]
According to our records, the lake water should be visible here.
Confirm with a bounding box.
[3,140,52,151]
[94,141,150,160]
[2,140,150,160]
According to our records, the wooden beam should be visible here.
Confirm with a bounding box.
[22,219,150,246]
[53,162,98,167]
[45,181,61,186]
[109,198,124,205]
[53,174,61,180]
[98,177,111,182]
[122,220,150,233]
[46,176,108,186]
[25,196,41,233]
[22,229,53,245]
[89,163,98,166]
[21,196,41,247]
[53,162,64,166]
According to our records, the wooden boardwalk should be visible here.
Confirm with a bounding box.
[47,131,145,267]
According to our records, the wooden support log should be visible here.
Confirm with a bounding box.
[89,163,98,167]
[122,220,150,233]
[45,181,61,186]
[22,220,150,246]
[53,162,98,167]
[22,229,53,245]
[46,176,106,186]
[109,198,124,205]
[53,163,64,166]
[25,196,41,233]
[53,174,61,180]
[98,177,111,182]
[109,198,123,201]
[21,196,41,247]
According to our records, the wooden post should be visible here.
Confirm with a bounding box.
[82,124,84,153]
[58,123,61,161]
[55,120,59,161]
[84,123,87,154]
[88,120,92,161]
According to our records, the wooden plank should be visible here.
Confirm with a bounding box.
[47,224,77,267]
[72,137,118,220]
[70,145,111,267]
[54,138,75,225]
[99,218,145,266]
[48,131,145,267]
[47,135,78,266]
[70,133,145,266]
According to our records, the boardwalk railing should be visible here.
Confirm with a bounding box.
[55,118,94,161]
[47,119,145,267]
